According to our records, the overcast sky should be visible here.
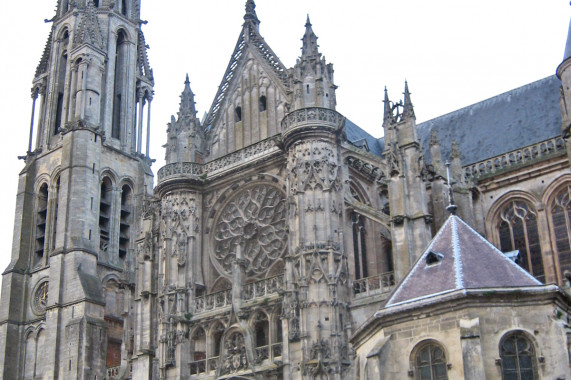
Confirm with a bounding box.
[0,1,568,273]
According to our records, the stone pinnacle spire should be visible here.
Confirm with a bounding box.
[383,87,392,125]
[244,0,259,24]
[301,14,319,58]
[403,80,415,119]
[179,74,197,119]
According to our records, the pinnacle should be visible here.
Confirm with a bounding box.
[301,14,319,58]
[244,0,259,24]
[402,80,415,119]
[179,74,196,119]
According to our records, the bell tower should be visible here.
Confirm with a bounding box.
[0,0,154,378]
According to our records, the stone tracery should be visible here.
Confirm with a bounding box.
[213,184,287,278]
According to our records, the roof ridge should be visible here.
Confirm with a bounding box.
[451,217,464,289]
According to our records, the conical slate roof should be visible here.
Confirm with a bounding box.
[385,215,541,307]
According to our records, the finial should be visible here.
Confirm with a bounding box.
[179,74,196,118]
[445,161,458,215]
[301,14,319,58]
[244,0,259,23]
[383,87,392,125]
[402,80,415,119]
[184,73,190,85]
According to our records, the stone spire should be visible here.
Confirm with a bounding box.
[383,87,392,127]
[301,15,319,59]
[74,0,104,48]
[244,0,259,25]
[402,80,415,119]
[178,74,197,120]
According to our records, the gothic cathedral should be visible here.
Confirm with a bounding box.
[1,1,571,380]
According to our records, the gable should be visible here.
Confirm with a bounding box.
[205,23,291,160]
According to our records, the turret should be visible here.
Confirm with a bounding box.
[166,75,204,164]
[292,16,337,110]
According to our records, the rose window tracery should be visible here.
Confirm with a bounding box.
[213,184,287,278]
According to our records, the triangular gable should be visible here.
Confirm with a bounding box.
[204,20,289,129]
[385,215,541,307]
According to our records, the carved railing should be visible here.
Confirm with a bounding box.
[464,136,566,181]
[189,359,206,375]
[107,366,121,379]
[272,343,283,358]
[193,289,232,314]
[243,275,284,301]
[282,107,345,133]
[157,162,203,182]
[157,139,279,183]
[255,345,269,361]
[352,272,395,298]
[203,138,279,175]
[208,357,219,372]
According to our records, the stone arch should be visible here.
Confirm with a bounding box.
[409,339,450,380]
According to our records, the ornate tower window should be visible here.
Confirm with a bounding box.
[99,178,113,253]
[351,213,368,279]
[112,30,128,140]
[497,200,545,283]
[499,331,538,380]
[119,185,132,259]
[411,341,448,380]
[54,30,69,135]
[550,185,571,284]
[34,183,49,265]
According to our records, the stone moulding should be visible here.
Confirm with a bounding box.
[281,107,345,136]
[464,136,567,181]
[156,138,280,183]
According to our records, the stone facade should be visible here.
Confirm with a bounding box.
[1,1,571,379]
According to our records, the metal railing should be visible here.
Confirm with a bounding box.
[352,272,395,298]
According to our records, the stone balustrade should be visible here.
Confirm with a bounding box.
[281,107,345,133]
[157,138,279,183]
[193,289,232,314]
[464,136,566,181]
[352,272,395,298]
[243,275,284,301]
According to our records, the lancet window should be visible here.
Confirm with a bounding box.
[351,212,368,279]
[34,183,49,265]
[119,185,132,259]
[550,184,571,284]
[497,200,544,283]
[112,31,128,140]
[99,178,113,253]
[54,30,69,135]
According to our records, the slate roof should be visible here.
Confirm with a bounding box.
[416,76,562,165]
[345,119,384,157]
[385,215,541,308]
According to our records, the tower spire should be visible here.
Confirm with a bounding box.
[402,80,415,119]
[301,14,319,58]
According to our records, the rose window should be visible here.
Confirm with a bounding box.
[213,184,287,277]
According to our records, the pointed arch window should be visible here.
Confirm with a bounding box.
[99,178,112,253]
[235,106,242,122]
[497,200,544,283]
[54,31,69,135]
[499,331,538,380]
[351,213,368,279]
[34,183,49,265]
[121,0,128,16]
[119,185,132,259]
[550,185,571,283]
[51,177,60,251]
[252,312,269,360]
[190,328,206,375]
[259,95,267,112]
[112,31,128,140]
[412,341,448,380]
